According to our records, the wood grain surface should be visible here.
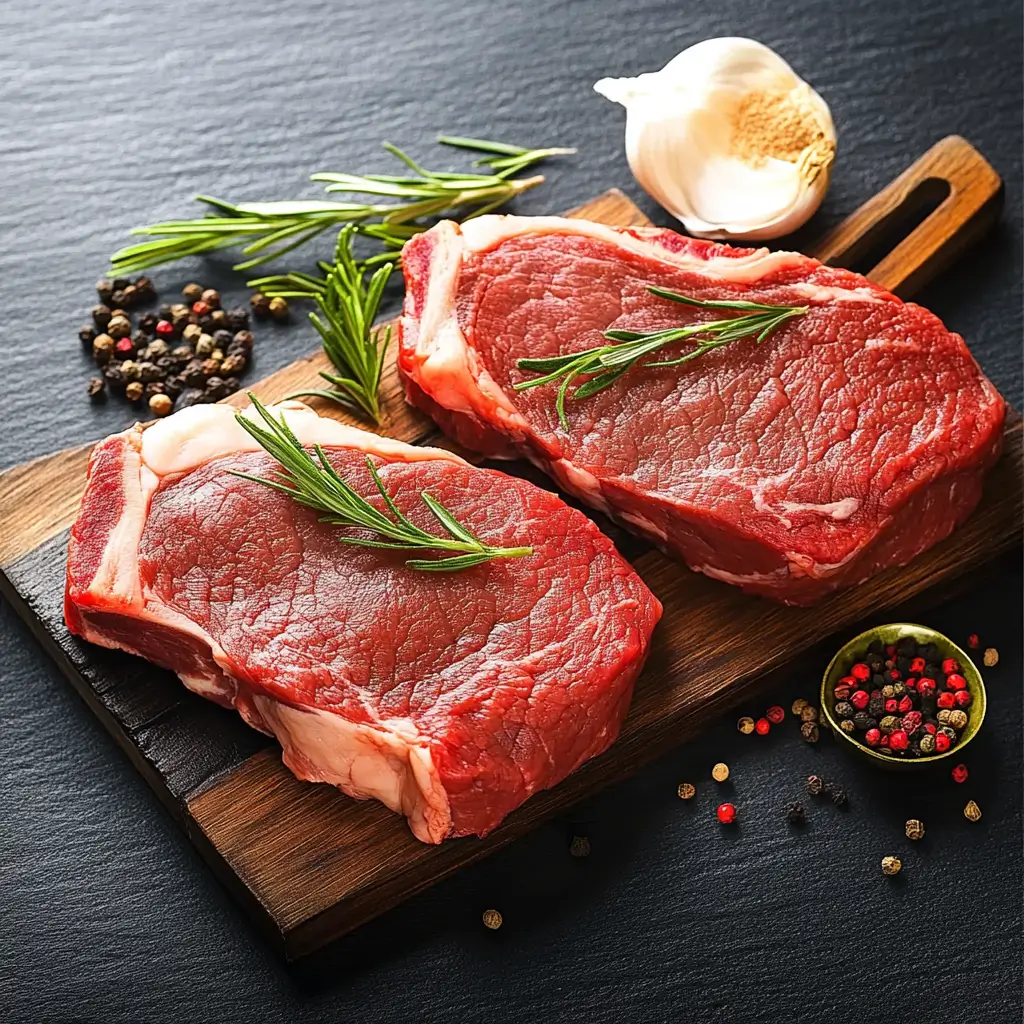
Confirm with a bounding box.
[0,140,1018,960]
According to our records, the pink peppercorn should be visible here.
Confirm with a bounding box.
[716,803,737,824]
[155,320,174,337]
[851,690,870,710]
[865,728,881,747]
[755,718,770,736]
[935,733,952,753]
[955,690,972,709]
[851,663,871,681]
[937,692,956,710]
[942,658,960,675]
[889,730,909,751]
[946,673,967,691]
[952,763,969,784]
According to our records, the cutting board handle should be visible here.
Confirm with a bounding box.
[813,135,1003,296]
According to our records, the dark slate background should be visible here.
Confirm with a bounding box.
[1,2,1020,1021]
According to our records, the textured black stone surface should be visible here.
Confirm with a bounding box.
[1,1,1020,1021]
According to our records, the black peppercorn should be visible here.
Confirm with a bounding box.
[155,356,177,376]
[205,375,228,400]
[173,387,207,411]
[225,307,250,332]
[213,329,234,349]
[868,695,885,718]
[107,315,132,340]
[250,292,271,319]
[87,376,106,401]
[142,338,169,361]
[834,701,855,719]
[200,358,220,377]
[785,801,806,824]
[201,288,221,309]
[136,361,161,383]
[852,712,876,731]
[111,277,129,291]
[144,381,165,398]
[170,345,193,364]
[806,775,824,796]
[134,276,156,301]
[829,787,848,807]
[79,325,97,348]
[92,305,112,330]
[197,313,215,332]
[102,363,128,393]
[158,303,175,320]
[183,360,207,387]
[183,283,204,303]
[209,309,229,330]
[222,376,240,394]
[138,312,159,335]
[232,329,254,350]
[96,279,115,304]
[800,721,819,743]
[92,334,114,365]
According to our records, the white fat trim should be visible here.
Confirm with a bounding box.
[696,563,789,586]
[618,510,669,541]
[779,497,860,520]
[252,697,452,844]
[138,400,466,479]
[458,215,813,285]
[547,458,611,514]
[411,224,530,428]
[789,283,882,304]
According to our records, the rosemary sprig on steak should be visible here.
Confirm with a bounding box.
[109,136,573,276]
[232,395,533,571]
[515,287,808,429]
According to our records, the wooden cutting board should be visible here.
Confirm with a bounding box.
[0,136,1018,960]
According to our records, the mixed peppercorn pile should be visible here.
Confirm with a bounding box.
[80,278,288,415]
[832,635,974,758]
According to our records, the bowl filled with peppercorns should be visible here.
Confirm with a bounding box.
[821,623,986,768]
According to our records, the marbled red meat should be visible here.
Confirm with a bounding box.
[64,402,660,842]
[398,216,1005,604]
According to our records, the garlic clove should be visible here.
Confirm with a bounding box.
[595,37,835,241]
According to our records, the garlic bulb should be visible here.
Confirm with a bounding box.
[595,38,835,240]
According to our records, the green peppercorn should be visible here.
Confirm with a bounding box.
[120,360,140,381]
[182,323,203,345]
[268,296,290,322]
[881,684,895,700]
[142,338,169,361]
[195,333,215,358]
[879,715,900,734]
[919,733,937,755]
[210,348,224,363]
[840,719,855,734]
[938,726,957,742]
[947,710,968,731]
[892,682,907,698]
[87,376,106,401]
[125,380,144,403]
[881,855,901,876]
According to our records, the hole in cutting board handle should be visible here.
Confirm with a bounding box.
[831,178,952,278]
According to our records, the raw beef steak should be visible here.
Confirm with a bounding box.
[398,216,1006,604]
[65,402,660,842]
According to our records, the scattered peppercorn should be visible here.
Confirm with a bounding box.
[711,762,729,783]
[106,315,132,340]
[125,381,144,403]
[799,705,818,723]
[983,647,999,667]
[766,705,785,725]
[791,698,808,716]
[220,353,247,376]
[250,292,272,319]
[964,800,982,822]
[96,278,115,304]
[919,733,936,755]
[226,307,250,332]
[903,818,925,840]
[881,855,902,876]
[835,701,855,720]
[800,721,819,743]
[952,763,969,784]
[569,835,590,858]
[806,775,824,796]
[79,325,97,349]
[785,801,805,824]
[737,716,755,735]
[755,717,771,736]
[677,782,696,800]
[268,296,290,321]
[87,376,106,401]
[482,909,503,930]
[92,334,114,365]
[716,803,736,824]
[839,719,855,734]
[92,305,112,330]
[967,633,979,649]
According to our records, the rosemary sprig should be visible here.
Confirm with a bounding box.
[247,227,392,422]
[109,136,572,276]
[232,395,532,571]
[515,287,808,429]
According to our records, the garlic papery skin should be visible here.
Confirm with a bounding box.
[595,38,835,241]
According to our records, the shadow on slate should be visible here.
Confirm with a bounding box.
[3,530,272,804]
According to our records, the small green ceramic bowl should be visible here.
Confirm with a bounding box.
[821,622,986,769]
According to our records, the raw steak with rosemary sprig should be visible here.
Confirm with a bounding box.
[398,216,1005,604]
[64,401,660,842]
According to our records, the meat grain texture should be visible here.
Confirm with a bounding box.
[64,403,661,842]
[398,216,1006,604]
